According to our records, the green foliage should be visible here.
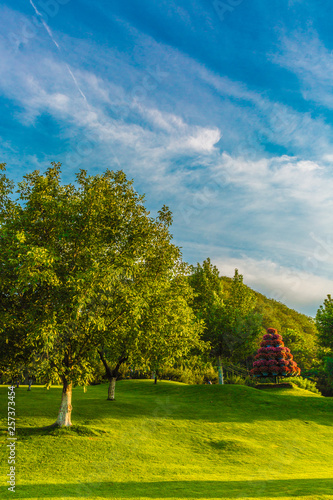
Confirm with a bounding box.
[324,356,333,381]
[189,257,224,316]
[0,164,203,412]
[224,373,247,385]
[281,328,318,371]
[283,376,321,395]
[213,269,262,361]
[316,294,333,352]
[224,374,257,387]
[158,361,218,385]
[136,269,206,379]
[189,263,262,367]
[159,366,205,385]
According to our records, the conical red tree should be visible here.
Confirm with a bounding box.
[250,328,301,379]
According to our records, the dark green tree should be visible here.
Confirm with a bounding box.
[281,328,318,371]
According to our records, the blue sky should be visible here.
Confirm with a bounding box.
[1,0,333,316]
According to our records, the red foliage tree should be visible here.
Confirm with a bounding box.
[250,328,301,379]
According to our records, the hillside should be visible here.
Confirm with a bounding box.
[1,380,332,500]
[220,276,319,372]
[220,276,317,337]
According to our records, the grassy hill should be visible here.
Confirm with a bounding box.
[1,380,333,500]
[220,276,317,336]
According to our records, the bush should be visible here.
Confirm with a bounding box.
[159,367,204,384]
[281,376,321,394]
[224,374,257,387]
[224,374,246,385]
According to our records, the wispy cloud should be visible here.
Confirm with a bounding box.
[271,29,333,110]
[29,0,87,101]
[1,4,333,315]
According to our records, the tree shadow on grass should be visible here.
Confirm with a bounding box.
[1,478,332,499]
[15,424,107,438]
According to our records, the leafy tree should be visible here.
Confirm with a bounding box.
[189,263,262,384]
[324,356,333,384]
[139,265,206,384]
[213,269,262,383]
[0,163,193,425]
[188,259,225,381]
[316,295,333,353]
[189,258,224,316]
[0,163,35,386]
[95,208,204,396]
[281,328,318,371]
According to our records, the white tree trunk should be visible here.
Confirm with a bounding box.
[56,383,72,426]
[107,377,116,400]
[218,356,224,385]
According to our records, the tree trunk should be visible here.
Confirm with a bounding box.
[98,351,127,400]
[154,373,158,384]
[218,356,224,385]
[107,377,116,400]
[55,382,72,427]
[27,378,33,391]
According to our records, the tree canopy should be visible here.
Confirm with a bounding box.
[0,163,203,424]
[316,295,333,353]
[189,261,262,383]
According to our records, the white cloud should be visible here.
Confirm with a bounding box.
[2,6,333,316]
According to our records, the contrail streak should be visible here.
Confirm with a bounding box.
[29,0,87,101]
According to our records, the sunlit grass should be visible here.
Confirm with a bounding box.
[0,380,332,500]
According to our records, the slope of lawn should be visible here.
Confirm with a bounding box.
[0,380,333,500]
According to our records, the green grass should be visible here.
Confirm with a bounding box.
[1,380,333,500]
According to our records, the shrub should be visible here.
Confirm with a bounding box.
[280,376,321,394]
[224,374,257,387]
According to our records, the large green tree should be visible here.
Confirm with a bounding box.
[95,207,204,397]
[0,163,195,425]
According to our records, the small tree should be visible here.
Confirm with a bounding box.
[250,328,301,380]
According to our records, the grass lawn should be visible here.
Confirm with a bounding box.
[0,380,333,500]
